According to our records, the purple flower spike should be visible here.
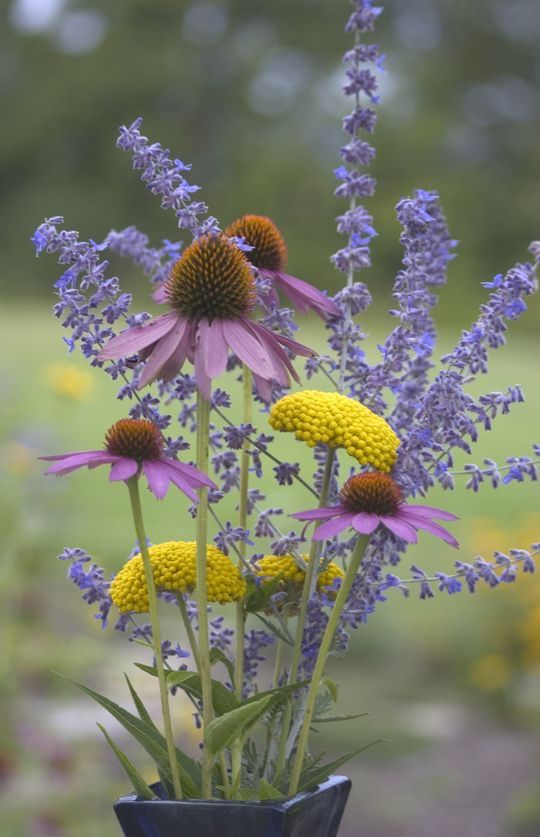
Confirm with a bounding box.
[293,471,459,548]
[42,418,215,502]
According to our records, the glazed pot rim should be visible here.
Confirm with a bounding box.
[116,774,350,810]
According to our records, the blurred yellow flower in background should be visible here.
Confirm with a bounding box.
[46,364,93,401]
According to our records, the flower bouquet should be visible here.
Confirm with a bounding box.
[34,1,539,835]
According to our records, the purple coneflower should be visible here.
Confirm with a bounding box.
[98,233,315,399]
[293,471,459,547]
[41,418,215,501]
[223,215,340,319]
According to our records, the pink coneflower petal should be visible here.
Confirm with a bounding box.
[400,512,460,549]
[109,458,139,481]
[401,504,459,522]
[41,450,112,463]
[167,459,215,488]
[272,270,340,318]
[380,515,418,544]
[312,513,356,541]
[269,329,317,358]
[162,463,199,503]
[291,506,343,521]
[42,451,118,475]
[97,312,179,360]
[244,322,293,387]
[138,317,188,388]
[221,319,275,379]
[142,460,171,500]
[159,320,194,381]
[352,512,380,534]
[198,319,230,379]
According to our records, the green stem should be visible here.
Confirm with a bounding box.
[272,629,286,691]
[287,534,370,796]
[231,365,252,791]
[274,449,335,785]
[177,592,230,800]
[195,389,214,798]
[126,477,183,800]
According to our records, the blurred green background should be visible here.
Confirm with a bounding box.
[1,0,540,835]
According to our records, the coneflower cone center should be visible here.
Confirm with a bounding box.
[165,234,256,320]
[339,472,403,516]
[225,214,287,271]
[105,419,164,461]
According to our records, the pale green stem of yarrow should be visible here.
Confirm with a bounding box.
[274,448,336,785]
[287,534,370,796]
[195,389,214,799]
[231,365,253,792]
[126,477,183,800]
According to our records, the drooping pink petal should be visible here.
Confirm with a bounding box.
[380,516,418,544]
[97,312,179,360]
[252,373,274,402]
[274,271,340,318]
[401,503,459,522]
[162,463,199,503]
[270,330,317,358]
[109,458,139,482]
[246,321,297,385]
[193,345,212,401]
[138,318,188,388]
[351,512,380,534]
[41,450,110,463]
[167,459,216,489]
[312,512,356,541]
[221,319,275,379]
[42,451,117,475]
[197,319,230,379]
[291,506,343,521]
[400,512,460,549]
[142,460,171,500]
[159,320,194,381]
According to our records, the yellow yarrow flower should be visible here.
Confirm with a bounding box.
[269,390,399,471]
[256,554,344,597]
[110,541,246,613]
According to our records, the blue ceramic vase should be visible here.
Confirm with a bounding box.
[114,774,351,837]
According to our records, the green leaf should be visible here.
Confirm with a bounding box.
[97,724,157,800]
[297,740,383,792]
[209,647,235,684]
[254,613,294,645]
[313,712,369,724]
[239,678,310,709]
[206,694,274,757]
[59,674,201,798]
[136,664,238,717]
[124,674,157,729]
[322,677,339,703]
[234,788,261,801]
[259,778,285,800]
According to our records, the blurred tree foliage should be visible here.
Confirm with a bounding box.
[2,0,539,326]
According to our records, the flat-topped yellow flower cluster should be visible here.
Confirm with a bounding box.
[256,554,344,595]
[269,390,399,472]
[111,541,246,613]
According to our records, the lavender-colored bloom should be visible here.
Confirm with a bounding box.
[42,418,214,502]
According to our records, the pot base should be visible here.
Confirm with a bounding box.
[114,774,351,837]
